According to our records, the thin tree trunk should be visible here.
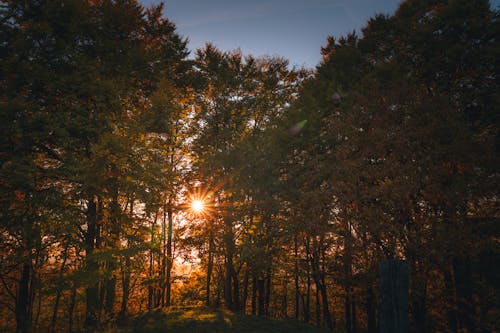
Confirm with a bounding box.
[304,237,311,324]
[33,278,41,333]
[251,276,257,315]
[206,227,214,306]
[233,269,240,311]
[16,262,32,333]
[165,201,174,306]
[68,286,76,333]
[84,197,99,329]
[265,267,271,316]
[444,264,458,333]
[160,204,167,307]
[105,187,121,317]
[257,278,265,316]
[148,212,158,310]
[453,256,475,333]
[366,285,377,333]
[224,215,235,310]
[119,200,134,319]
[305,258,311,323]
[119,256,131,319]
[344,221,354,333]
[104,263,117,317]
[242,267,249,314]
[315,285,321,326]
[294,235,300,320]
[49,248,68,333]
[352,298,357,333]
[282,273,288,318]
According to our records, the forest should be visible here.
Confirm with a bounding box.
[1,0,499,332]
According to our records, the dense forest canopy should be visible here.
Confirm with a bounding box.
[0,0,498,332]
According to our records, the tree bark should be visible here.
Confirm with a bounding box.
[379,259,410,333]
[84,197,99,329]
[366,285,377,333]
[257,278,265,316]
[453,256,475,333]
[206,226,214,306]
[233,268,240,311]
[165,201,174,306]
[242,267,249,314]
[345,223,353,333]
[16,262,32,333]
[282,273,288,318]
[119,256,131,319]
[315,286,321,326]
[68,286,76,333]
[223,215,235,310]
[294,235,300,320]
[443,265,458,333]
[251,276,257,315]
[49,248,68,333]
[265,267,271,316]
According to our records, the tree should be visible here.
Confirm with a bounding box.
[1,0,188,330]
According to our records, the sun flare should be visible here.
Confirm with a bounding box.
[192,199,204,213]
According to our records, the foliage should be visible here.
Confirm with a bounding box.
[0,0,498,332]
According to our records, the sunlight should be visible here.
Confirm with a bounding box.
[192,199,204,213]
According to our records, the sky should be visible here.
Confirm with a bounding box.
[140,0,500,69]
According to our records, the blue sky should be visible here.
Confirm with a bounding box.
[140,0,500,69]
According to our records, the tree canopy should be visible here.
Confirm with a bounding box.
[0,0,498,332]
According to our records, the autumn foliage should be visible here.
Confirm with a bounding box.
[0,0,498,332]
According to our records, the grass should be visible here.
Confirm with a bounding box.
[116,306,330,333]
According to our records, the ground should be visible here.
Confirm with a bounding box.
[116,307,330,333]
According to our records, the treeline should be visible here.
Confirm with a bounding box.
[0,0,498,332]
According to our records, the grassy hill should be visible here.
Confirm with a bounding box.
[116,307,330,333]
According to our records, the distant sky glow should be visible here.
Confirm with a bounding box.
[141,0,500,69]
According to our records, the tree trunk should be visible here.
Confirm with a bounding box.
[282,273,288,318]
[257,278,265,316]
[251,276,257,315]
[233,269,240,311]
[33,277,41,333]
[49,248,68,333]
[160,204,167,307]
[411,277,427,333]
[104,188,120,317]
[265,267,271,316]
[223,215,235,310]
[379,259,410,333]
[242,267,249,314]
[352,297,357,333]
[165,201,174,306]
[366,285,377,333]
[68,287,77,333]
[315,286,321,326]
[119,200,134,319]
[148,212,159,310]
[104,265,116,317]
[119,256,131,319]
[206,228,214,306]
[345,224,353,333]
[84,198,99,329]
[453,256,475,333]
[294,235,300,320]
[444,265,458,333]
[16,262,32,333]
[305,263,311,323]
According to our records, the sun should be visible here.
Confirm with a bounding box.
[191,199,204,213]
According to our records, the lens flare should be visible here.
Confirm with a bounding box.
[192,199,204,213]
